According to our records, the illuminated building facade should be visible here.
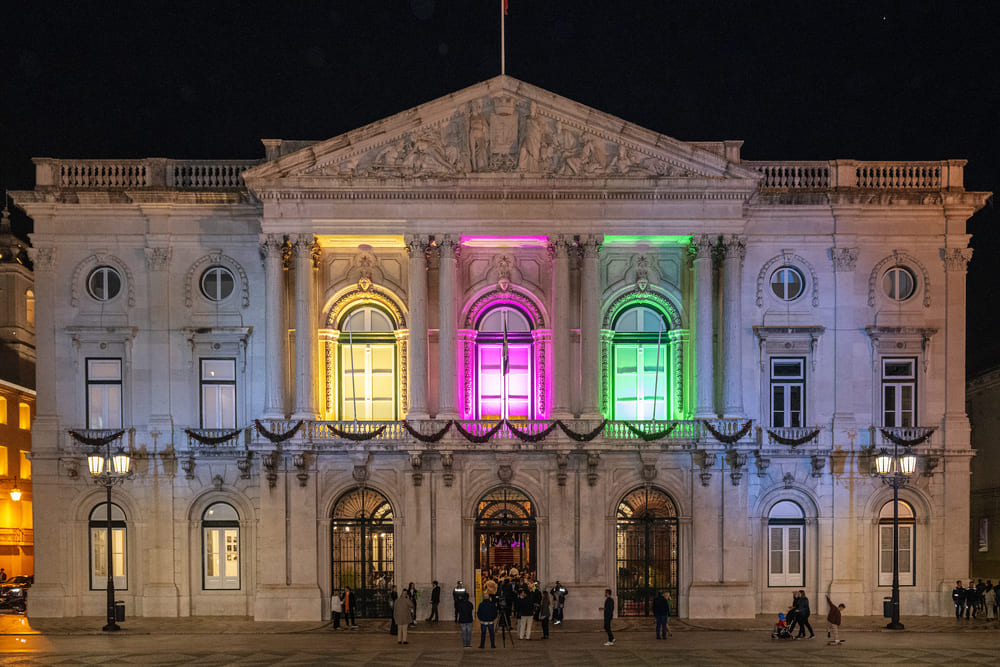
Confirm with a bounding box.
[12,76,989,620]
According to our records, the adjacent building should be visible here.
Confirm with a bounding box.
[11,76,989,620]
[968,367,1000,580]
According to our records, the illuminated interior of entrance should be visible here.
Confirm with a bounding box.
[616,486,679,616]
[475,486,536,576]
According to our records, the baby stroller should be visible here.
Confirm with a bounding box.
[771,612,793,640]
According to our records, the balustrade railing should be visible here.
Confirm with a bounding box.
[765,426,824,447]
[745,159,963,191]
[874,425,937,448]
[34,158,261,190]
[186,427,248,449]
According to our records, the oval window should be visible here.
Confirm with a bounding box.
[883,266,916,301]
[87,266,122,301]
[201,266,235,301]
[770,266,804,301]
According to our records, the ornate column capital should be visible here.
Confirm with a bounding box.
[435,235,459,260]
[830,247,858,272]
[689,234,716,261]
[291,234,320,268]
[259,233,285,259]
[547,235,572,260]
[941,247,973,273]
[144,246,171,271]
[720,235,746,262]
[579,234,603,259]
[405,235,430,259]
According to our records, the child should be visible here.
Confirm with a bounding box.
[826,595,846,645]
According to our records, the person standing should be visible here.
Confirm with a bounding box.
[0,568,6,583]
[343,586,357,628]
[825,594,845,646]
[394,590,413,645]
[538,590,551,639]
[966,580,977,619]
[477,594,498,649]
[551,581,567,624]
[452,581,465,622]
[516,588,534,639]
[330,589,343,630]
[456,592,474,648]
[389,585,399,635]
[600,588,615,646]
[984,583,996,621]
[406,582,418,625]
[653,590,671,639]
[427,580,441,622]
[952,580,966,619]
[795,590,815,639]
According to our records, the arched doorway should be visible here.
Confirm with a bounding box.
[475,487,536,578]
[331,487,394,617]
[616,486,678,616]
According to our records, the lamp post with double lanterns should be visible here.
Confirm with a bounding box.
[874,440,917,630]
[87,442,132,632]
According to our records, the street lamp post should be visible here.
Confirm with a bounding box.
[87,441,131,632]
[874,439,917,631]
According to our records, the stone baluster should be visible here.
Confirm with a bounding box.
[260,234,287,418]
[291,234,319,420]
[436,236,459,418]
[721,236,745,418]
[580,234,603,418]
[406,235,430,419]
[692,235,716,418]
[550,236,572,418]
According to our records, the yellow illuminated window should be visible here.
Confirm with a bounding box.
[0,396,6,424]
[18,403,30,430]
[20,451,30,479]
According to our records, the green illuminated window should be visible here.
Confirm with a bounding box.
[612,306,673,420]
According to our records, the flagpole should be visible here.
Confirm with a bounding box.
[500,0,506,75]
[651,315,665,421]
[348,319,359,424]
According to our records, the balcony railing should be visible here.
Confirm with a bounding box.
[186,427,249,450]
[873,425,937,448]
[764,426,824,448]
[0,528,33,545]
[34,158,262,190]
[745,159,965,191]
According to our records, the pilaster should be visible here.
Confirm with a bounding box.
[691,235,716,418]
[260,234,287,418]
[720,235,745,418]
[579,235,603,418]
[405,235,430,419]
[291,234,318,420]
[436,236,459,418]
[550,236,572,418]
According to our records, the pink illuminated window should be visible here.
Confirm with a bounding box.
[476,307,533,420]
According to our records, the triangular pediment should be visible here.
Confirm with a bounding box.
[244,76,758,188]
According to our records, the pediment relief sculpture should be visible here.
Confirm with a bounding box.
[307,95,702,180]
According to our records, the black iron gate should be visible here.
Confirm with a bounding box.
[616,486,678,616]
[331,486,394,618]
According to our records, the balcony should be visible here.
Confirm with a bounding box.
[33,158,262,190]
[744,159,966,192]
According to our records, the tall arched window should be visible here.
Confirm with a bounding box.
[202,502,240,590]
[476,306,533,420]
[768,500,805,587]
[339,306,397,420]
[612,305,673,420]
[878,500,915,586]
[89,503,127,590]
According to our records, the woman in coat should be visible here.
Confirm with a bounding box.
[394,590,414,644]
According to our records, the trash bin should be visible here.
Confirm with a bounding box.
[882,597,893,618]
[114,600,125,622]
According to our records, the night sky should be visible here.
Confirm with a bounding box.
[2,1,997,371]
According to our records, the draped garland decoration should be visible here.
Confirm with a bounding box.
[505,419,559,443]
[556,419,608,442]
[702,419,753,445]
[766,429,821,448]
[880,427,935,448]
[623,422,678,442]
[185,428,243,446]
[254,419,303,444]
[68,429,126,448]
[454,420,505,444]
[327,424,388,441]
[403,420,453,443]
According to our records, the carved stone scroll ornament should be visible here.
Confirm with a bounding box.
[726,450,748,486]
[556,452,570,487]
[586,452,600,487]
[754,451,770,477]
[830,247,858,273]
[497,463,514,484]
[695,450,717,487]
[810,455,826,478]
[144,246,171,272]
[410,452,424,487]
[236,453,252,479]
[440,451,454,487]
[293,453,309,487]
[262,452,280,488]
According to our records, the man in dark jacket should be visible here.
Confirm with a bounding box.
[952,580,966,619]
[794,590,815,639]
[599,588,615,646]
[551,581,567,624]
[516,589,535,639]
[652,591,671,639]
[427,580,441,622]
[452,581,465,622]
[477,596,498,649]
[456,593,474,647]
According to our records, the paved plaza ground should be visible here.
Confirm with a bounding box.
[0,613,996,665]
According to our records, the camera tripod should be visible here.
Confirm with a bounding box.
[497,608,515,647]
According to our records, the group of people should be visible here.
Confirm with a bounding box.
[952,579,998,620]
[784,590,816,639]
[328,587,358,630]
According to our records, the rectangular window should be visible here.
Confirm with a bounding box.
[768,524,804,586]
[200,359,236,428]
[878,523,915,586]
[18,402,30,430]
[204,526,240,589]
[87,358,123,429]
[613,344,669,420]
[90,526,127,590]
[0,445,7,477]
[770,358,804,428]
[0,396,6,424]
[341,344,396,421]
[882,358,916,427]
[19,451,30,479]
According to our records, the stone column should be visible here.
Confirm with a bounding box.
[260,234,287,418]
[436,236,459,418]
[550,236,572,418]
[721,236,745,418]
[941,245,973,447]
[406,235,430,419]
[291,234,318,420]
[830,247,858,438]
[579,235,603,418]
[692,235,716,418]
